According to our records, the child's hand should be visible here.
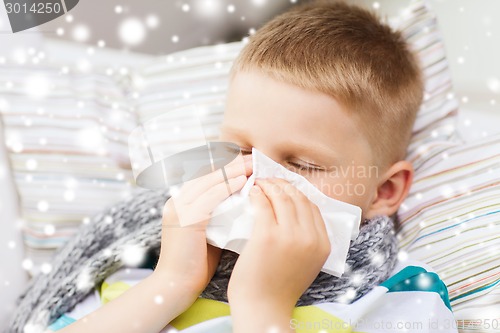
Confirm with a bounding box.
[55,154,252,333]
[155,153,252,298]
[228,178,331,331]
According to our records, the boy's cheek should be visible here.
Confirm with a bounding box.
[313,178,373,208]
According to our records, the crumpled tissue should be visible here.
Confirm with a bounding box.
[206,148,362,277]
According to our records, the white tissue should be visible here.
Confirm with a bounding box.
[206,148,362,277]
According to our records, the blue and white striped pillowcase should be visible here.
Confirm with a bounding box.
[397,133,500,324]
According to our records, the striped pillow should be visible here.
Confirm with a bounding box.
[0,64,141,276]
[390,0,461,172]
[396,134,500,330]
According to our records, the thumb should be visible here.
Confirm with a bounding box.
[207,244,222,281]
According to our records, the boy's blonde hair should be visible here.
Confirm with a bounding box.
[229,0,423,169]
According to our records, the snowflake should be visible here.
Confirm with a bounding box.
[40,263,52,274]
[37,200,49,212]
[351,273,365,286]
[193,0,223,18]
[44,224,55,235]
[146,15,160,29]
[77,127,103,150]
[22,258,34,271]
[23,323,45,333]
[76,267,94,290]
[25,75,50,98]
[26,159,38,170]
[416,274,432,289]
[252,0,267,6]
[119,18,146,46]
[72,24,90,42]
[120,244,146,267]
[487,78,499,93]
[370,252,384,265]
[397,251,409,262]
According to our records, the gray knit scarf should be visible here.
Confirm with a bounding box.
[5,188,398,333]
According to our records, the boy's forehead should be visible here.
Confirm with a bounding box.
[226,71,357,136]
[228,71,338,118]
[223,70,375,166]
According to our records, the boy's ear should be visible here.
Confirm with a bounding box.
[365,161,414,219]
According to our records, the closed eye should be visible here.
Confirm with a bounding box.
[240,147,324,173]
[287,161,325,172]
[225,144,325,173]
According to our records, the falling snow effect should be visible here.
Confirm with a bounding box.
[154,295,164,304]
[119,18,147,46]
[146,15,160,29]
[71,24,90,42]
[76,267,94,290]
[0,3,499,331]
[120,244,147,267]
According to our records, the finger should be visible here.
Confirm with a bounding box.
[219,152,253,177]
[207,244,222,279]
[255,178,296,227]
[188,152,251,189]
[271,178,315,229]
[310,202,329,244]
[170,174,247,227]
[248,184,277,234]
[230,153,252,176]
[189,174,248,213]
[179,153,252,201]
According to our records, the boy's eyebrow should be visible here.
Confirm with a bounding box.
[219,125,340,166]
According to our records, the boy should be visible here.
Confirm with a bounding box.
[47,1,455,332]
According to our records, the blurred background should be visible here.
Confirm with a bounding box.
[0,0,499,328]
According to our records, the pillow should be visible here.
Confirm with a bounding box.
[396,133,500,330]
[390,0,462,171]
[391,2,500,330]
[0,63,142,276]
